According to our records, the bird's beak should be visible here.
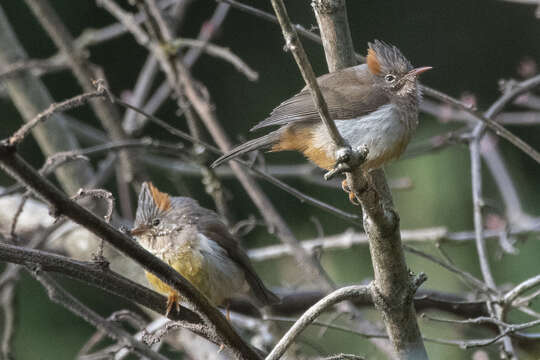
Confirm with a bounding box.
[408,66,432,77]
[129,225,149,236]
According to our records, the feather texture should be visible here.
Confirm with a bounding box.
[251,64,389,131]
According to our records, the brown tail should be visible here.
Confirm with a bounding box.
[210,131,280,168]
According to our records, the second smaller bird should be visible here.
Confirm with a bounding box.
[130,182,279,315]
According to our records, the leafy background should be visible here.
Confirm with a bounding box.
[1,0,540,359]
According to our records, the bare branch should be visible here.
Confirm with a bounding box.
[423,85,540,164]
[503,274,540,305]
[170,38,258,81]
[27,268,169,360]
[0,282,15,360]
[0,58,66,81]
[269,0,346,149]
[8,85,106,146]
[25,0,136,218]
[0,6,94,194]
[72,188,115,224]
[117,98,361,224]
[0,146,261,360]
[266,285,371,360]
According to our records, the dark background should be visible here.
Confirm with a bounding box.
[1,0,540,359]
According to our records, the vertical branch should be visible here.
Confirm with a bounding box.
[311,1,429,359]
[0,282,15,360]
[470,126,517,358]
[269,0,346,148]
[311,0,356,71]
[470,138,496,287]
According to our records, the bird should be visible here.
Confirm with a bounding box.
[211,40,431,202]
[130,182,279,316]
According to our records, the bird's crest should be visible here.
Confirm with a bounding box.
[135,182,170,226]
[367,40,412,75]
[146,182,171,211]
[366,48,381,75]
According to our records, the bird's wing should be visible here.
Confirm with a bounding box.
[172,198,279,305]
[197,214,279,305]
[251,64,389,131]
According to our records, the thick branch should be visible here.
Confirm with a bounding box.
[311,1,429,359]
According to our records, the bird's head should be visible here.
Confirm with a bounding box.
[131,182,173,240]
[366,40,431,99]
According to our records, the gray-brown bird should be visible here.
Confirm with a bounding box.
[212,40,431,198]
[130,182,279,315]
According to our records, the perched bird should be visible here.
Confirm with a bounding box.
[211,40,431,200]
[130,182,279,315]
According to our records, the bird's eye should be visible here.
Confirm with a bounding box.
[152,219,161,227]
[385,74,396,83]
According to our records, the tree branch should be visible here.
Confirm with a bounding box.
[309,1,429,358]
[266,285,371,360]
[0,143,261,360]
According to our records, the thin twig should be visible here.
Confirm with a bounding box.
[27,268,169,360]
[72,188,115,223]
[114,97,361,223]
[0,282,15,360]
[266,285,371,360]
[170,38,258,81]
[269,0,345,149]
[77,309,148,357]
[423,86,540,164]
[137,3,230,129]
[469,136,497,288]
[503,274,540,305]
[25,0,136,219]
[216,0,325,47]
[470,121,516,357]
[245,220,540,260]
[0,58,66,81]
[404,244,496,295]
[8,85,106,146]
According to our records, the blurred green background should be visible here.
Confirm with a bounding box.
[1,0,540,359]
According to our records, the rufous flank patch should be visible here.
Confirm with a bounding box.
[147,182,171,211]
[367,48,381,75]
[272,127,334,170]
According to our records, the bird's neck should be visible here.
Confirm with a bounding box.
[393,88,421,130]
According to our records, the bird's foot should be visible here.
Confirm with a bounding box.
[341,179,361,206]
[324,145,369,181]
[165,292,180,316]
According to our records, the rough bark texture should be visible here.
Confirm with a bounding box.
[312,1,429,358]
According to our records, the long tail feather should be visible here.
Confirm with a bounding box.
[211,132,279,168]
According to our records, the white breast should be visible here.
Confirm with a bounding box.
[312,104,415,169]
